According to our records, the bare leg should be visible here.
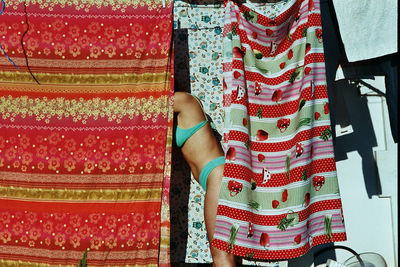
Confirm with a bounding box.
[174,92,236,266]
[204,165,236,266]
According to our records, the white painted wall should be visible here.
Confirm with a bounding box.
[310,76,398,267]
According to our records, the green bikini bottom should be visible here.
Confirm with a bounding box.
[199,156,225,191]
[175,120,225,191]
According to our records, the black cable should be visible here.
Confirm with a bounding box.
[1,0,6,15]
[1,0,21,69]
[314,245,366,267]
[21,0,40,85]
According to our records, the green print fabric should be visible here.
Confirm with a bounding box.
[212,0,346,260]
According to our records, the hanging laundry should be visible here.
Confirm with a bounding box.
[0,0,173,266]
[332,0,397,62]
[213,0,346,259]
[172,1,226,263]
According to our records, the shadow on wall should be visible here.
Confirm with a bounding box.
[332,79,382,198]
[287,78,383,266]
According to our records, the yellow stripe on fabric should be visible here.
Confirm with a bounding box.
[0,262,157,267]
[0,95,169,124]
[0,186,162,201]
[0,245,160,266]
[0,245,160,260]
[0,82,169,94]
[159,236,171,249]
[0,58,170,70]
[8,0,172,10]
[158,71,174,266]
[0,260,157,267]
[0,71,170,85]
[0,261,73,267]
[0,172,162,184]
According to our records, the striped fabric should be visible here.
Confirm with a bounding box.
[212,0,346,260]
[0,0,173,266]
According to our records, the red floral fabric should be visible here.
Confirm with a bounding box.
[0,0,173,266]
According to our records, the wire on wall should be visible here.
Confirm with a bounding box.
[21,0,41,85]
[0,0,21,69]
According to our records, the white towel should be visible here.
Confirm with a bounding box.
[332,0,398,62]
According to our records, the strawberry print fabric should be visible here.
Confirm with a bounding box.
[212,0,346,260]
[0,0,173,266]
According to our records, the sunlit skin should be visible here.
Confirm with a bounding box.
[173,92,236,267]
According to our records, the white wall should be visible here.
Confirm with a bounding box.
[333,77,397,267]
[306,76,398,267]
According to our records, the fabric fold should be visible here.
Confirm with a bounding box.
[212,0,346,260]
[332,0,398,62]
